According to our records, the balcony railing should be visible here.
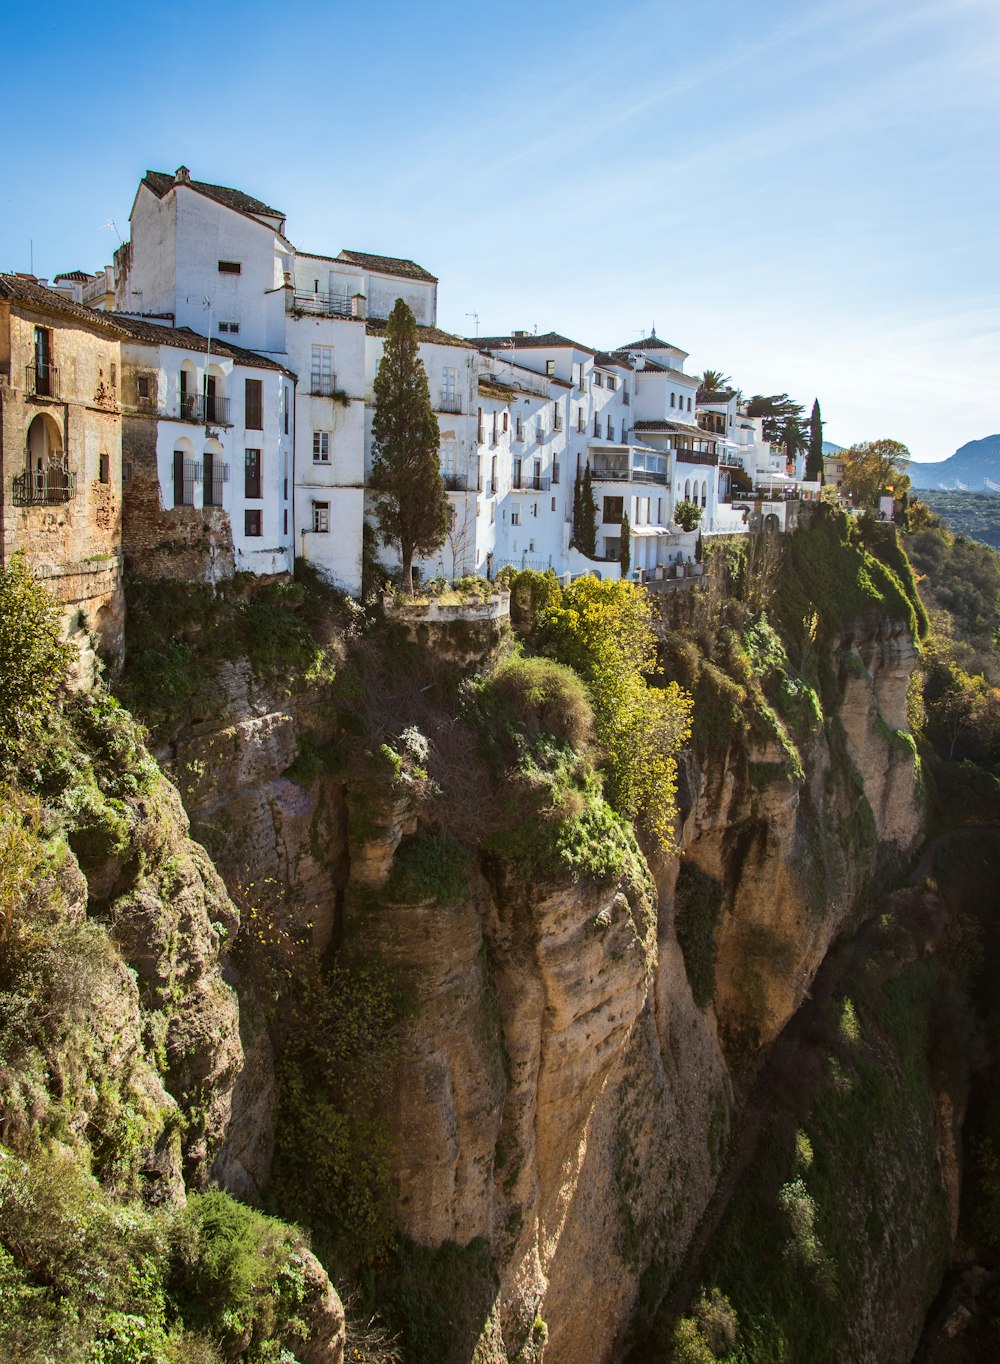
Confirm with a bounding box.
[310,374,339,397]
[673,448,718,467]
[180,394,232,425]
[443,472,475,491]
[13,466,76,506]
[592,465,668,486]
[291,291,353,317]
[438,395,463,414]
[512,473,551,492]
[26,363,59,399]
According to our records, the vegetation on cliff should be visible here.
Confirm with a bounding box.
[0,559,337,1362]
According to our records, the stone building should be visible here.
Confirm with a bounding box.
[0,274,125,666]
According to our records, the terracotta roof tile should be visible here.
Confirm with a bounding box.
[142,170,284,223]
[0,274,126,335]
[365,319,473,349]
[109,313,296,377]
[476,331,597,355]
[337,250,437,283]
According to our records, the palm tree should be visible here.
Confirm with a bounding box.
[700,369,731,394]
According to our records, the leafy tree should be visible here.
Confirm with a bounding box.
[674,499,704,533]
[748,393,806,456]
[700,370,732,395]
[0,552,73,770]
[538,576,693,849]
[841,438,911,509]
[807,399,824,482]
[369,299,449,595]
[574,462,597,556]
[620,512,631,578]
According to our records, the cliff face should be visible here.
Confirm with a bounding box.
[143,593,934,1363]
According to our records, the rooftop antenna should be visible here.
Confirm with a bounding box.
[99,219,123,245]
[466,310,479,337]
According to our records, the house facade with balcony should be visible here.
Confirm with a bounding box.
[112,315,295,580]
[0,274,126,661]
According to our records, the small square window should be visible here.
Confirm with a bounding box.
[218,321,240,334]
[313,501,330,533]
[136,375,150,399]
[313,431,330,462]
[545,359,555,377]
[245,509,262,537]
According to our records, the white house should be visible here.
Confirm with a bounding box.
[113,314,295,577]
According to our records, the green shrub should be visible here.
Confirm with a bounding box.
[385,834,471,906]
[0,554,74,773]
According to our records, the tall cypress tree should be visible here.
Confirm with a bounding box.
[578,463,597,556]
[807,398,824,482]
[571,467,583,550]
[620,511,631,578]
[370,299,449,595]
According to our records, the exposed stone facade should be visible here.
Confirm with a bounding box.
[0,275,126,665]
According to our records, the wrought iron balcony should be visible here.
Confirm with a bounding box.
[512,473,551,492]
[438,395,463,414]
[180,394,232,425]
[310,375,340,397]
[13,466,76,506]
[26,363,59,399]
[443,472,475,491]
[291,291,353,318]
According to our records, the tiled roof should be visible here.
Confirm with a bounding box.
[594,352,634,370]
[476,331,597,355]
[142,170,284,223]
[633,419,711,439]
[110,313,296,377]
[697,388,737,403]
[337,250,437,283]
[53,269,91,283]
[478,379,515,401]
[365,319,473,349]
[614,332,687,354]
[0,274,126,335]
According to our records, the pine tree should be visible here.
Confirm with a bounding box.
[620,512,631,578]
[369,299,449,595]
[808,398,824,482]
[577,463,597,556]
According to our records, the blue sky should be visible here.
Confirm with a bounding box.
[5,0,998,460]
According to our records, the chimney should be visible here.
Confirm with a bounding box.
[352,292,367,320]
[175,165,191,183]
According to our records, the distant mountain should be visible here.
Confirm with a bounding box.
[906,435,1000,491]
[822,440,844,456]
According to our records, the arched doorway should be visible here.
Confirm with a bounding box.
[19,412,71,504]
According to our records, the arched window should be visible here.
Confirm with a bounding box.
[19,412,71,504]
[701,480,708,508]
[172,437,196,507]
[684,479,690,501]
[203,438,226,507]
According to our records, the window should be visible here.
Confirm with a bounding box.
[603,496,623,524]
[529,540,536,552]
[218,260,241,274]
[245,448,262,498]
[511,509,520,526]
[670,392,676,408]
[606,415,613,439]
[545,359,555,377]
[513,457,522,488]
[99,452,110,485]
[313,431,331,463]
[577,408,585,433]
[551,497,556,511]
[687,396,692,412]
[110,363,116,387]
[477,407,484,443]
[245,379,263,430]
[218,321,240,334]
[531,502,538,517]
[283,509,288,535]
[502,411,509,433]
[594,373,603,388]
[137,375,150,400]
[313,502,330,533]
[204,451,227,506]
[490,454,497,492]
[172,451,194,506]
[441,367,459,410]
[284,387,290,434]
[593,414,600,436]
[310,346,335,396]
[33,326,54,396]
[245,510,262,537]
